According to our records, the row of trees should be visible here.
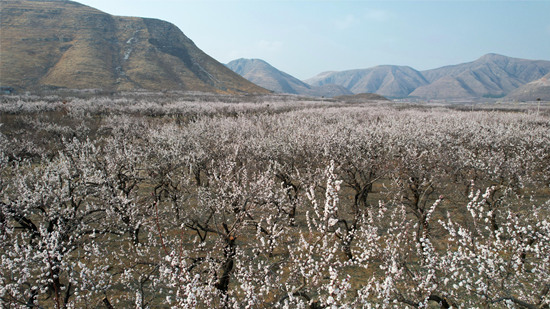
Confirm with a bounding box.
[1,99,549,308]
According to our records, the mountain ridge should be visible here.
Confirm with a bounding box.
[305,54,550,100]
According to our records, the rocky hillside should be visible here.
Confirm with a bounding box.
[305,65,429,98]
[506,73,550,101]
[0,0,268,94]
[305,54,550,100]
[227,58,351,97]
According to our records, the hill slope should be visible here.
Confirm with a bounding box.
[409,54,550,99]
[0,0,268,94]
[226,58,351,97]
[506,73,550,101]
[305,65,429,98]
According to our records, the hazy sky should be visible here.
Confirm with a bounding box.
[77,0,550,80]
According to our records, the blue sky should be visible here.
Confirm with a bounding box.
[77,0,550,80]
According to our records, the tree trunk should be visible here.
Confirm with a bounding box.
[215,236,236,295]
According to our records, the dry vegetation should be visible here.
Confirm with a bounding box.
[1,93,549,308]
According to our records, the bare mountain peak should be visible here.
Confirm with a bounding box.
[478,53,509,61]
[231,58,270,65]
[227,58,279,76]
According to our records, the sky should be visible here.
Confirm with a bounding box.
[76,0,550,80]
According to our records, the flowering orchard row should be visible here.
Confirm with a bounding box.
[1,97,549,308]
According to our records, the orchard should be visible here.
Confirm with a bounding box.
[1,93,549,308]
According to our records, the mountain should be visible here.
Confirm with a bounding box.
[0,0,268,94]
[305,65,429,98]
[409,54,550,99]
[506,73,550,101]
[226,58,351,97]
[305,54,550,100]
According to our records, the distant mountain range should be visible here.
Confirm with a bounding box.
[226,59,351,97]
[305,54,550,100]
[0,0,268,94]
